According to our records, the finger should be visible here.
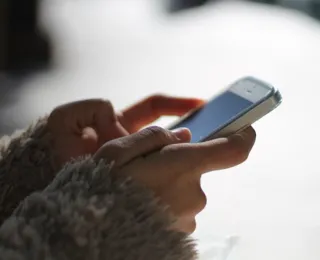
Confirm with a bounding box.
[196,126,256,172]
[94,126,192,166]
[92,101,129,145]
[50,99,129,145]
[169,180,207,217]
[72,99,129,143]
[173,219,197,234]
[162,126,256,174]
[49,99,116,132]
[119,95,205,133]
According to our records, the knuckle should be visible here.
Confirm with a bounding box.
[190,187,207,215]
[174,218,196,234]
[95,99,114,113]
[91,99,117,123]
[246,126,257,144]
[250,127,257,139]
[181,184,207,217]
[98,99,112,108]
[185,219,197,234]
[228,128,256,165]
[50,104,66,118]
[48,109,60,122]
[143,126,172,141]
[48,106,66,127]
[148,94,167,103]
[196,188,207,213]
[94,140,126,165]
[230,143,250,164]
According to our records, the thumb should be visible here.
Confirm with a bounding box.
[81,126,100,154]
[94,126,191,166]
[173,126,256,174]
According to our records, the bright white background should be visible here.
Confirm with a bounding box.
[9,0,320,259]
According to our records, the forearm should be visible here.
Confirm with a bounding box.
[0,158,197,260]
[0,117,58,224]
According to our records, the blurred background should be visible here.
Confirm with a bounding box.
[1,0,320,259]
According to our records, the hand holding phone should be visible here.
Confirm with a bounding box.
[168,76,282,142]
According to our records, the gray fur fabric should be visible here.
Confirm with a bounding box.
[0,119,197,260]
[0,117,57,225]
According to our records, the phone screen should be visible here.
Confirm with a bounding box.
[170,90,255,143]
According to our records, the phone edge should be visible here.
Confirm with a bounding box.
[202,89,282,141]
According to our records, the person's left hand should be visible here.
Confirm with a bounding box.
[48,95,204,167]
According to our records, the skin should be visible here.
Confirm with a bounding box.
[48,95,205,166]
[48,95,256,233]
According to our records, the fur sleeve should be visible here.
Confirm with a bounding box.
[0,117,57,225]
[0,158,197,260]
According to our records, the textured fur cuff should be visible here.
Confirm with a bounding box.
[0,117,57,224]
[0,158,197,260]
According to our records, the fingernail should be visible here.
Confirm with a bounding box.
[171,127,191,141]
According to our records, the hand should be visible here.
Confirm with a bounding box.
[48,95,203,167]
[94,125,256,233]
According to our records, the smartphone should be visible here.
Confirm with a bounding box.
[168,76,282,143]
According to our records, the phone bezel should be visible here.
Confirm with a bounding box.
[168,76,282,142]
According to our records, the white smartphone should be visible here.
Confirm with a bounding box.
[168,76,282,143]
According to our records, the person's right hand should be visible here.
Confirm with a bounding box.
[94,126,256,233]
